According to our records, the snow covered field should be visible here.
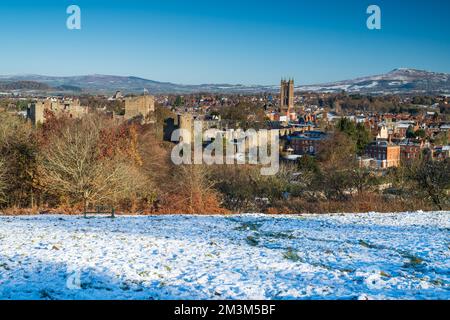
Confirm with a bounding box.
[0,212,449,300]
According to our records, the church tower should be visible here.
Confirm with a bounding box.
[280,78,294,120]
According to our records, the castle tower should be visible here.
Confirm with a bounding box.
[124,94,155,123]
[280,78,294,120]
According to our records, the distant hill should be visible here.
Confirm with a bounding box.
[54,85,83,92]
[1,68,449,94]
[0,74,277,94]
[0,80,51,91]
[298,69,450,94]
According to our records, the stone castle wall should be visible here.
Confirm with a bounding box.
[124,95,155,121]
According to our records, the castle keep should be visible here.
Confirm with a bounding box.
[124,94,155,122]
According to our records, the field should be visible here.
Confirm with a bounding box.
[0,212,449,300]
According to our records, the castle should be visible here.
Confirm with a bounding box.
[124,94,155,122]
[27,93,155,126]
[27,98,88,126]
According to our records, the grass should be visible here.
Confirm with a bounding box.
[402,254,425,269]
[380,271,391,278]
[0,263,10,270]
[235,221,262,232]
[283,248,302,262]
[261,231,296,240]
[245,236,259,246]
[358,240,379,249]
[39,289,54,300]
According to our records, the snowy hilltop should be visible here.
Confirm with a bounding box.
[1,68,449,94]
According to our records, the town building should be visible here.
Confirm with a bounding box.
[108,90,123,101]
[399,139,427,162]
[376,125,390,140]
[433,146,450,160]
[287,130,327,156]
[364,140,401,168]
[394,121,417,138]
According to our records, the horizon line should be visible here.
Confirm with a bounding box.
[1,67,449,87]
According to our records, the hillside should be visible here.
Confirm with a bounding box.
[0,80,51,91]
[1,68,449,94]
[299,68,450,94]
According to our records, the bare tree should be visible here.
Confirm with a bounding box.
[410,158,450,210]
[41,116,147,212]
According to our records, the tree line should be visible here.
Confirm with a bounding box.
[0,112,448,214]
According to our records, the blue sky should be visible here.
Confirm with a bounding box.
[0,0,449,85]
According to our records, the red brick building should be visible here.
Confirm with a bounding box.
[399,139,425,162]
[289,131,327,156]
[365,141,401,168]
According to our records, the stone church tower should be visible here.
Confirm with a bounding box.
[280,79,294,119]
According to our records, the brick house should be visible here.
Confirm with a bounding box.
[365,140,401,168]
[288,131,327,156]
[399,139,426,162]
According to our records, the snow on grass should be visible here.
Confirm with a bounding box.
[0,212,449,300]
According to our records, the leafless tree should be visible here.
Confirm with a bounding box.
[41,116,147,212]
[410,158,450,210]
